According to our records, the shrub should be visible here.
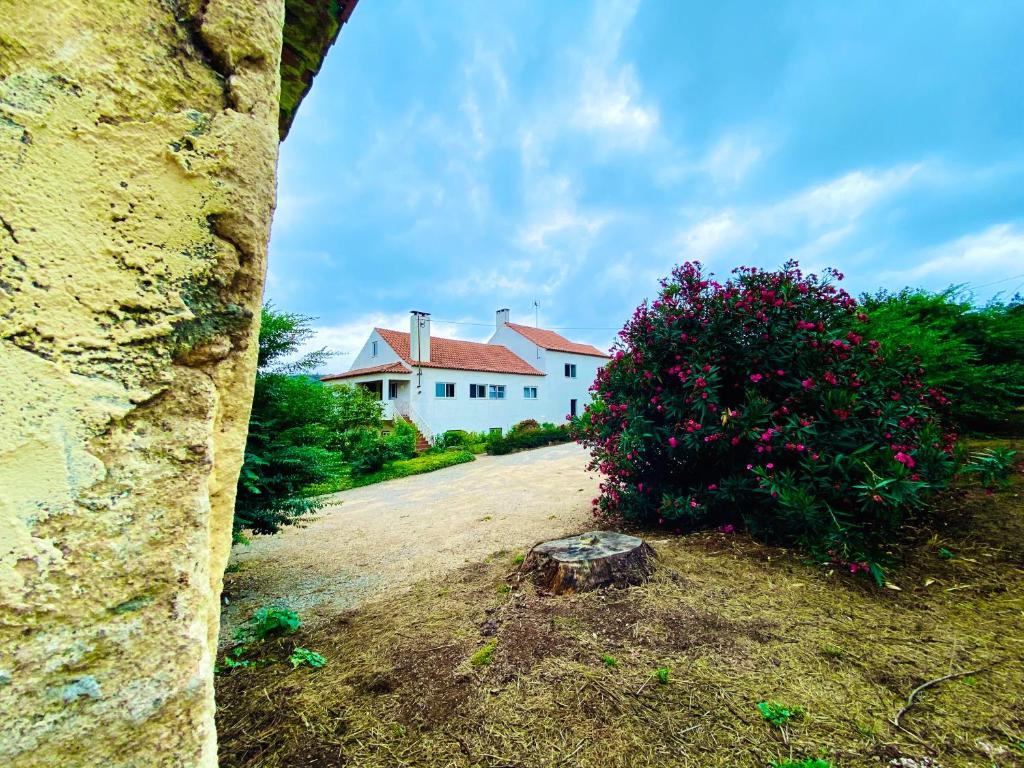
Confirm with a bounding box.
[574,261,956,576]
[235,307,383,536]
[860,288,1024,431]
[511,418,540,433]
[486,424,573,455]
[386,416,417,459]
[348,429,392,476]
[434,429,469,449]
[289,647,327,669]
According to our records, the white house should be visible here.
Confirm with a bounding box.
[321,309,608,442]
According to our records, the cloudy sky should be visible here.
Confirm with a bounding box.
[267,0,1024,370]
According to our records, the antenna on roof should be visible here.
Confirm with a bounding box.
[533,300,539,328]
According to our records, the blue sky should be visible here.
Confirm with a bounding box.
[267,0,1024,369]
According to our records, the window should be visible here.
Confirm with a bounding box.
[488,385,506,399]
[388,381,399,399]
[371,340,379,357]
[523,386,538,399]
[564,363,577,378]
[435,381,455,398]
[570,398,578,417]
[469,383,486,399]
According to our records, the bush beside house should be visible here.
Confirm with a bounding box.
[574,261,957,578]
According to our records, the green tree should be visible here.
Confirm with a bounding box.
[234,306,383,536]
[859,288,1024,431]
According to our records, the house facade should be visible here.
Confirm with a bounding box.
[321,310,608,442]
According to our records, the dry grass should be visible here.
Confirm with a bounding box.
[216,439,1024,768]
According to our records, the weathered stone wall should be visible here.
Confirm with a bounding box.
[0,2,285,765]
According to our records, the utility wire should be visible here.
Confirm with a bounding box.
[431,317,619,331]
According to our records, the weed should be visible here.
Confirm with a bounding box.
[758,701,804,727]
[496,583,511,595]
[854,721,877,738]
[601,654,619,668]
[289,647,327,669]
[224,562,243,574]
[960,675,976,686]
[511,553,525,565]
[470,639,497,667]
[770,760,831,768]
[480,515,492,522]
[654,667,670,685]
[938,547,956,559]
[820,643,845,659]
[237,604,302,643]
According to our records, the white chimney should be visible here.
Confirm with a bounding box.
[410,310,431,362]
[496,308,510,328]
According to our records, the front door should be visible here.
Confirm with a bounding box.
[570,398,577,418]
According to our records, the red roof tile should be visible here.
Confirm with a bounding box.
[320,361,411,381]
[505,323,609,358]
[376,328,544,376]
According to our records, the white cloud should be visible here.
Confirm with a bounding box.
[878,222,1024,290]
[675,163,924,261]
[702,135,764,188]
[573,66,659,149]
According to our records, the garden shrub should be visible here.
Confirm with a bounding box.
[486,424,573,455]
[434,429,469,449]
[859,288,1024,432]
[574,261,956,577]
[386,416,417,459]
[511,418,541,433]
[348,429,392,476]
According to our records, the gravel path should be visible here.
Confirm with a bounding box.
[221,443,598,639]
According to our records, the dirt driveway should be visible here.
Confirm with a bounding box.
[221,443,598,639]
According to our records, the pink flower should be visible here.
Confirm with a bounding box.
[707,483,718,491]
[668,437,678,448]
[802,378,815,389]
[750,373,763,383]
[894,451,915,469]
[719,524,735,534]
[746,463,753,470]
[766,463,774,470]
[690,500,698,508]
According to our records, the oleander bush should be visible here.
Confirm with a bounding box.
[574,261,957,578]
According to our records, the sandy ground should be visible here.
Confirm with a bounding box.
[221,443,598,640]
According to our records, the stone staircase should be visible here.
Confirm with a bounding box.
[412,424,431,453]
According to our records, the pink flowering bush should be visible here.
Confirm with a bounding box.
[575,261,956,581]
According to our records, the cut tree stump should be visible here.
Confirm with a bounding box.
[522,531,656,595]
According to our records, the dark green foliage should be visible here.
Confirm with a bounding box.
[486,424,573,455]
[771,760,831,768]
[240,604,302,642]
[348,417,419,476]
[235,306,383,536]
[386,417,418,460]
[860,288,1024,431]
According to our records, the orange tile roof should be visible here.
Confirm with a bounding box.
[320,361,411,381]
[376,328,545,376]
[505,323,609,358]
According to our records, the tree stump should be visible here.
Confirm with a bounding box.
[522,531,656,595]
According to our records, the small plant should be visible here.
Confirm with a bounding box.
[654,667,670,685]
[289,647,327,669]
[239,604,302,643]
[770,760,831,768]
[758,700,805,727]
[820,643,845,659]
[601,654,619,668]
[961,447,1018,490]
[854,721,877,738]
[496,583,511,594]
[511,553,525,565]
[938,546,955,559]
[470,639,497,667]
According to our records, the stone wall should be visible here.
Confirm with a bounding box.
[0,1,336,765]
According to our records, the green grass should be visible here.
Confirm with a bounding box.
[469,639,497,667]
[307,450,475,495]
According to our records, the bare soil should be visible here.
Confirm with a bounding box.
[217,439,1024,768]
[220,443,598,642]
